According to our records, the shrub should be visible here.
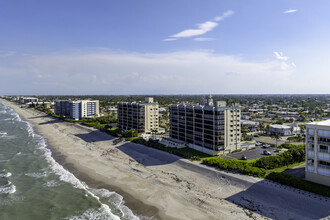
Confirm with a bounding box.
[122,129,138,138]
[280,143,305,150]
[266,172,330,197]
[253,147,305,169]
[202,158,266,177]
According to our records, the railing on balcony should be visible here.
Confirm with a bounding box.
[308,139,314,143]
[318,141,330,146]
[319,148,330,153]
[318,164,330,169]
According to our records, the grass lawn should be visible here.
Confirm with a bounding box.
[266,161,305,174]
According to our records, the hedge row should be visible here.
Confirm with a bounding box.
[280,143,305,150]
[202,157,266,177]
[252,147,305,169]
[266,172,330,197]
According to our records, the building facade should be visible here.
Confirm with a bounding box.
[117,97,159,133]
[169,96,241,155]
[19,97,38,104]
[305,120,330,186]
[55,100,99,120]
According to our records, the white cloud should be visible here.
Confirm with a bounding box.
[166,10,234,41]
[170,21,218,38]
[283,9,297,14]
[163,38,177,41]
[274,52,289,61]
[214,10,234,21]
[274,52,296,71]
[193,37,215,42]
[0,50,296,95]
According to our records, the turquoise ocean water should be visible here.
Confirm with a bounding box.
[0,102,140,220]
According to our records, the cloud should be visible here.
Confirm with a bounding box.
[170,21,218,39]
[274,52,289,61]
[163,38,177,41]
[0,50,296,95]
[193,37,215,42]
[214,10,234,21]
[274,52,296,71]
[165,10,233,41]
[283,9,297,14]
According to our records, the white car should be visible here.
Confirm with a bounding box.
[263,150,271,155]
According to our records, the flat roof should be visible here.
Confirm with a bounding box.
[270,124,291,129]
[307,119,330,126]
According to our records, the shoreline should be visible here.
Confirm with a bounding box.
[2,99,330,220]
[4,101,161,219]
[48,145,160,219]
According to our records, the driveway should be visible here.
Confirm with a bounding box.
[221,145,279,160]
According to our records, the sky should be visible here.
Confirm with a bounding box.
[0,0,330,95]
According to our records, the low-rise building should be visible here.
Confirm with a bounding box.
[268,124,300,136]
[305,120,330,186]
[55,100,99,120]
[117,97,159,133]
[20,97,38,104]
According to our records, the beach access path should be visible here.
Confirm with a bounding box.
[2,99,330,220]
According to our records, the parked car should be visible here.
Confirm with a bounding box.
[262,144,270,148]
[263,150,271,155]
[241,155,247,160]
[253,134,260,137]
[256,142,262,146]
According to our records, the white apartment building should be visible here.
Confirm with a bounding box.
[305,120,330,186]
[19,97,38,104]
[55,100,99,120]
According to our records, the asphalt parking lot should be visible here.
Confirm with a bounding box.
[221,144,280,160]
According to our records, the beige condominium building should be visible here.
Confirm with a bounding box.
[117,97,159,133]
[305,120,330,186]
[170,96,241,155]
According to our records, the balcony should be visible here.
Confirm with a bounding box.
[307,165,314,173]
[319,148,330,153]
[307,151,314,158]
[319,164,330,169]
[318,141,330,146]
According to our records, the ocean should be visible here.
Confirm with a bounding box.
[0,102,140,220]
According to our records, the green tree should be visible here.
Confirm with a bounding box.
[290,126,294,135]
[273,133,281,147]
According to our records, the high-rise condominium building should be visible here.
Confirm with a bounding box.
[117,97,159,133]
[55,100,99,120]
[305,120,330,186]
[170,96,241,155]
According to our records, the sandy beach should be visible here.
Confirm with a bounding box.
[2,99,330,220]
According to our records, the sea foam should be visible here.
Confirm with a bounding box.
[1,103,139,220]
[0,183,16,194]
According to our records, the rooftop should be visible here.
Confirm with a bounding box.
[307,119,330,126]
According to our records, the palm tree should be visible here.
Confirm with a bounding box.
[273,133,281,147]
[290,126,294,135]
[258,122,265,134]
